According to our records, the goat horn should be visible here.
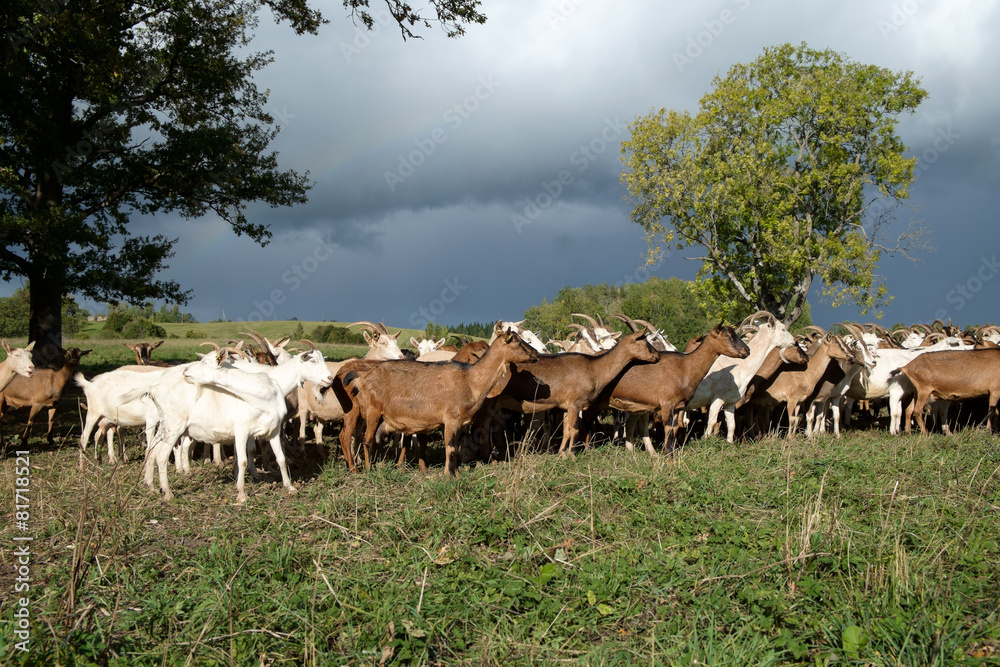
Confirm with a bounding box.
[222,346,254,362]
[611,313,640,332]
[633,319,660,335]
[804,325,827,337]
[571,313,600,329]
[739,310,775,330]
[566,323,588,332]
[347,321,379,333]
[199,341,221,351]
[299,338,318,351]
[239,330,278,365]
[842,323,867,342]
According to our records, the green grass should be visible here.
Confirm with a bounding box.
[1,410,998,665]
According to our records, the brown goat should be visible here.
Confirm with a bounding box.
[124,340,166,366]
[487,330,660,457]
[339,329,539,474]
[582,324,750,453]
[451,340,489,363]
[745,336,854,438]
[0,346,91,445]
[893,349,1000,434]
[294,322,406,460]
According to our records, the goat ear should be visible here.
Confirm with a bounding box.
[494,321,504,334]
[2,339,10,353]
[410,337,419,347]
[24,341,35,352]
[124,343,136,351]
[363,331,374,345]
[80,349,92,356]
[612,331,622,340]
[152,341,164,349]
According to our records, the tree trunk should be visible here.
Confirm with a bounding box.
[28,272,65,369]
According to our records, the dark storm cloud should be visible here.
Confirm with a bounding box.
[12,0,996,330]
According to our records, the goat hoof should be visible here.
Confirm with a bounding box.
[237,493,248,504]
[285,485,298,496]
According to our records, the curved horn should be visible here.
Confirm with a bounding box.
[633,318,661,335]
[347,321,379,333]
[611,313,640,333]
[223,346,254,362]
[299,338,318,351]
[739,310,775,330]
[239,330,278,365]
[804,325,828,338]
[842,322,867,343]
[199,341,222,352]
[566,322,589,332]
[571,313,600,329]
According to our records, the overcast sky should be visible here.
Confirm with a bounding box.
[28,0,1000,330]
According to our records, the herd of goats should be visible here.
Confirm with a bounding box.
[0,313,998,503]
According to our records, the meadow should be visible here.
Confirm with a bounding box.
[0,332,998,665]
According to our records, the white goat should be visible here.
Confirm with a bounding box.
[491,320,548,354]
[686,312,797,442]
[0,340,35,392]
[411,336,447,357]
[846,336,973,434]
[76,365,174,465]
[140,349,332,502]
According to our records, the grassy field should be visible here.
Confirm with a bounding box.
[0,391,998,665]
[0,335,998,665]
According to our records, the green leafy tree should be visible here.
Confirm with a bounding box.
[523,277,722,346]
[621,43,929,324]
[0,0,486,359]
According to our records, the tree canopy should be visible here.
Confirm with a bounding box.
[621,43,928,324]
[0,0,485,360]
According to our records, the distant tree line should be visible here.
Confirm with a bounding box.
[522,277,812,347]
[422,321,495,341]
[308,324,367,346]
[0,285,89,338]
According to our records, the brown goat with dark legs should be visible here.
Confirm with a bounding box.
[582,324,749,453]
[0,346,91,445]
[340,328,539,474]
[487,330,660,457]
[745,336,854,438]
[892,349,1000,435]
[125,340,167,366]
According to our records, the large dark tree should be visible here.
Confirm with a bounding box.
[0,0,485,362]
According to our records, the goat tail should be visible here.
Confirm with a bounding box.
[341,370,361,397]
[887,368,902,381]
[74,371,91,390]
